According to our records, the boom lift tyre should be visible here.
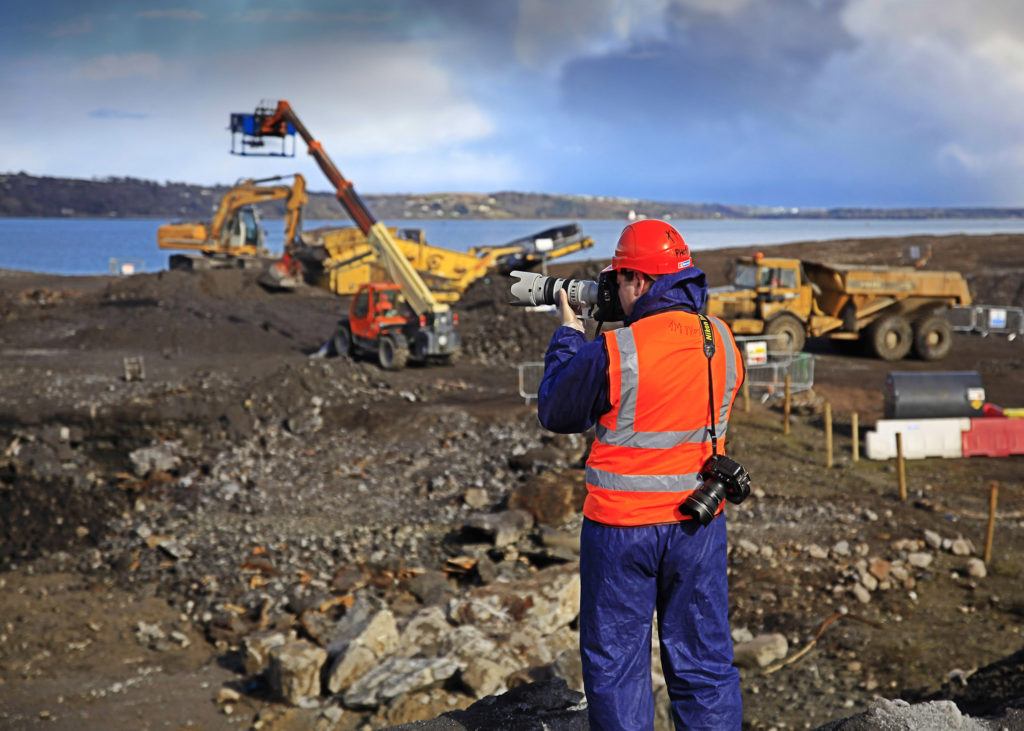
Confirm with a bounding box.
[333,324,354,358]
[378,335,409,371]
[912,313,953,361]
[869,313,913,361]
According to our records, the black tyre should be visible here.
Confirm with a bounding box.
[333,325,353,358]
[912,314,953,361]
[378,336,409,370]
[869,314,913,361]
[764,314,806,355]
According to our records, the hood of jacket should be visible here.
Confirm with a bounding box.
[625,265,708,325]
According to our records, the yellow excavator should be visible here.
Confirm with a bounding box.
[157,174,307,273]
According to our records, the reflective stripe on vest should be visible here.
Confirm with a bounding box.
[585,464,701,493]
[593,317,738,451]
[584,311,743,525]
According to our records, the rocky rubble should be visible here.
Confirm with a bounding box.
[10,372,1021,729]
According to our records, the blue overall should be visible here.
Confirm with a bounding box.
[539,267,742,730]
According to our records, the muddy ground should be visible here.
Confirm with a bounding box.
[1,232,1023,729]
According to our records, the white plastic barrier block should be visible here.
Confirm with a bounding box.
[865,418,971,460]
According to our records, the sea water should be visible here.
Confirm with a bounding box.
[2,216,1024,276]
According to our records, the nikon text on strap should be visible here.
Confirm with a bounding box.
[696,314,718,457]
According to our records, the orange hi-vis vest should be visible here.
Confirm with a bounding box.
[584,310,744,526]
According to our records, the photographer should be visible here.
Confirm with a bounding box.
[538,219,745,730]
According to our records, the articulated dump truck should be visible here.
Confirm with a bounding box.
[705,255,972,361]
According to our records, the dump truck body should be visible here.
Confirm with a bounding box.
[706,256,972,361]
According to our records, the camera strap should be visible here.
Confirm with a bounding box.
[696,314,718,457]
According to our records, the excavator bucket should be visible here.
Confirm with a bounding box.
[258,254,302,290]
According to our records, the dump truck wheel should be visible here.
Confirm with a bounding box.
[912,314,953,361]
[378,336,409,370]
[869,314,912,360]
[765,314,805,355]
[333,325,353,358]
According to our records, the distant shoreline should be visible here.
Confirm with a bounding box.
[2,212,1024,221]
[1,172,1022,222]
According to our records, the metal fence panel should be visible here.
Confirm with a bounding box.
[518,362,545,403]
[949,305,1024,338]
[744,352,816,397]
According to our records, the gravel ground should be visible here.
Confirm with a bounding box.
[1,233,1023,730]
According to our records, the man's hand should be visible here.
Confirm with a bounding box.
[558,289,584,332]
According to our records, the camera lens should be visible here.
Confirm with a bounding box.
[509,271,598,308]
[680,479,726,526]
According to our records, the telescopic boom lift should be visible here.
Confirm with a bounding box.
[229,100,460,367]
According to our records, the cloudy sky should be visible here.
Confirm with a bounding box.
[2,0,1023,207]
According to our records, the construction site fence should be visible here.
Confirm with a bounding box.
[734,335,816,399]
[948,305,1023,340]
[518,362,545,404]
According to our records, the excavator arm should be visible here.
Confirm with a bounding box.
[232,100,448,317]
[209,175,308,248]
[159,174,307,256]
[281,173,307,249]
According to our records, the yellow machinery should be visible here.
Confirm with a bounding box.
[224,100,593,310]
[302,222,594,302]
[706,254,973,361]
[231,100,460,365]
[157,174,307,270]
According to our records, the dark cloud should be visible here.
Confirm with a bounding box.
[560,0,856,123]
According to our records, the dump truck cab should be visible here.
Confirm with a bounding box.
[706,256,815,354]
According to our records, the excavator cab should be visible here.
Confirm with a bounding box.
[227,207,263,253]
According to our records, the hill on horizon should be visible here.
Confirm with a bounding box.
[1,171,1021,222]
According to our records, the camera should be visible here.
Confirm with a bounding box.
[508,270,625,322]
[680,454,751,526]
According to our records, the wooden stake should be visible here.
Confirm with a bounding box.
[783,374,791,435]
[743,377,750,413]
[985,481,999,563]
[825,402,833,468]
[896,432,906,501]
[851,412,859,463]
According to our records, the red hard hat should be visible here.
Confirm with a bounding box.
[612,219,692,275]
